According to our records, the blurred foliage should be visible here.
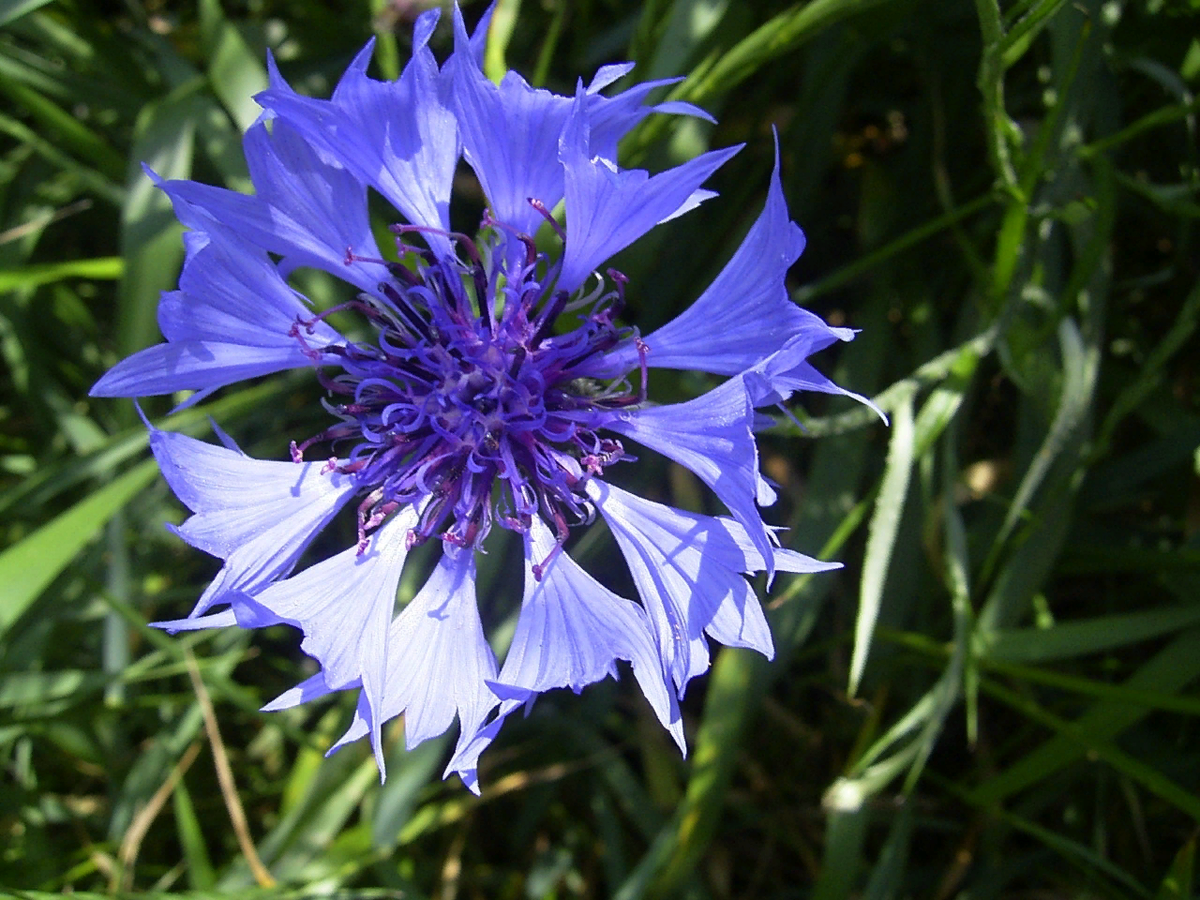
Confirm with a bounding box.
[2,0,1200,897]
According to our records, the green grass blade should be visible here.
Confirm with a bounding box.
[0,0,57,29]
[971,628,1200,805]
[982,604,1200,663]
[849,385,914,695]
[0,458,158,641]
[1155,837,1195,900]
[199,0,269,133]
[172,778,217,890]
[117,80,204,358]
[0,257,122,293]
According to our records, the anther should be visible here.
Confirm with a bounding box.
[528,198,567,243]
[635,337,650,403]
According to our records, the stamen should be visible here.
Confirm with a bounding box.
[635,337,650,403]
[344,247,393,269]
[528,198,566,243]
[531,505,571,582]
[531,290,569,347]
[603,268,628,320]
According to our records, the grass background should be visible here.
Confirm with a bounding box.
[2,0,1200,896]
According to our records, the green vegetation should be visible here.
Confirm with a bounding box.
[2,0,1199,896]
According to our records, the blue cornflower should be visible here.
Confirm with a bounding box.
[92,5,874,793]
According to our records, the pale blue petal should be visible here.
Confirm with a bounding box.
[168,229,341,348]
[449,8,575,240]
[586,63,635,92]
[582,72,715,161]
[657,188,717,225]
[152,608,238,633]
[443,709,512,795]
[256,21,457,254]
[588,480,841,693]
[742,335,887,421]
[91,226,341,399]
[593,138,853,378]
[330,546,499,786]
[242,119,385,291]
[557,89,740,293]
[153,159,382,297]
[490,515,683,748]
[606,377,775,574]
[148,429,357,619]
[260,672,337,712]
[91,341,317,399]
[449,12,715,246]
[250,509,419,773]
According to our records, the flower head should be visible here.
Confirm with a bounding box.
[93,4,873,793]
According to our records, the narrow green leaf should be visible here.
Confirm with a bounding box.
[0,80,125,179]
[0,110,124,206]
[982,677,1200,822]
[849,384,914,695]
[172,778,217,890]
[371,735,449,850]
[0,0,56,28]
[990,318,1092,564]
[860,804,914,900]
[627,0,896,154]
[971,629,1200,805]
[483,0,522,84]
[613,648,767,900]
[0,257,122,293]
[0,458,158,641]
[1000,0,1070,68]
[811,806,869,900]
[1155,838,1195,900]
[0,670,107,708]
[999,808,1152,897]
[199,0,269,132]
[118,81,203,357]
[640,0,731,83]
[982,604,1200,663]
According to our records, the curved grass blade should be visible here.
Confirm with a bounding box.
[0,457,158,642]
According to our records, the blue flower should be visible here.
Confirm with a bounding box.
[92,4,872,793]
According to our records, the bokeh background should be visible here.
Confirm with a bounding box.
[3,0,1200,896]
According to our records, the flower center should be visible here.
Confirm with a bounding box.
[289,223,644,570]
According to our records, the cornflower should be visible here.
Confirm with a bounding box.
[92,4,875,792]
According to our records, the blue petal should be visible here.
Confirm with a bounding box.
[582,77,715,162]
[166,230,342,349]
[606,377,776,576]
[91,230,342,401]
[147,429,357,620]
[443,712,509,796]
[491,515,683,748]
[329,545,499,786]
[250,508,420,773]
[449,10,716,248]
[91,341,317,401]
[592,137,853,378]
[256,20,457,255]
[742,334,887,421]
[557,88,741,293]
[242,119,385,291]
[260,671,338,712]
[152,136,384,296]
[588,480,840,694]
[152,608,239,632]
[449,8,576,241]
